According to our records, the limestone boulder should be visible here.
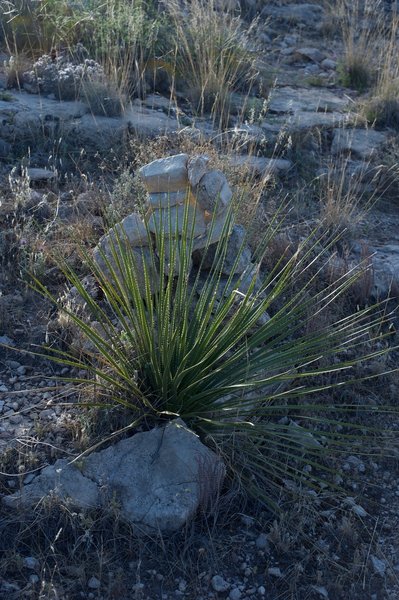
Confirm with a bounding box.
[3,420,225,534]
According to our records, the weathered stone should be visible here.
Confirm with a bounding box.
[98,212,149,250]
[193,225,252,275]
[321,58,337,70]
[371,244,399,298]
[331,128,387,159]
[261,3,325,26]
[194,170,232,214]
[125,103,179,138]
[187,155,210,187]
[3,420,225,534]
[139,154,189,193]
[294,47,325,63]
[192,210,233,251]
[3,459,100,509]
[268,86,349,115]
[147,204,207,237]
[27,168,57,182]
[93,245,159,296]
[227,155,291,176]
[147,190,188,209]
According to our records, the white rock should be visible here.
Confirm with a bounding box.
[3,460,100,509]
[321,58,337,70]
[227,155,291,176]
[98,213,149,249]
[256,533,270,550]
[139,154,189,193]
[23,556,39,570]
[268,567,283,578]
[193,210,233,251]
[93,245,159,297]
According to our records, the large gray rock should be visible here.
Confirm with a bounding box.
[3,420,225,533]
[227,155,291,176]
[147,189,188,209]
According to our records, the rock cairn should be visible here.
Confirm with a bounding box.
[93,153,238,290]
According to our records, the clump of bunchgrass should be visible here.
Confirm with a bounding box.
[336,0,380,92]
[165,0,259,127]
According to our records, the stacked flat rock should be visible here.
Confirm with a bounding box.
[93,154,240,292]
[139,153,233,250]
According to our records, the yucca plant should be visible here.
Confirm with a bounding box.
[32,199,396,510]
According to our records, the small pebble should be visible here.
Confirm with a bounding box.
[211,575,230,593]
[370,555,386,576]
[268,567,282,578]
[88,576,101,590]
[229,589,242,600]
[24,556,39,570]
[256,533,270,551]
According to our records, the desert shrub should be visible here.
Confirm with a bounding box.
[1,1,169,98]
[22,50,105,100]
[31,195,396,509]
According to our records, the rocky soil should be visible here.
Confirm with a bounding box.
[1,1,399,599]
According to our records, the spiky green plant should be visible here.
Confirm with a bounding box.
[32,199,396,509]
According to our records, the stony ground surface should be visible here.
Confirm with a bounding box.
[1,1,399,598]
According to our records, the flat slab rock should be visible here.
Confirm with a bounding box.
[371,244,399,298]
[3,419,224,534]
[261,3,325,26]
[268,86,350,115]
[0,90,180,152]
[331,128,388,159]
